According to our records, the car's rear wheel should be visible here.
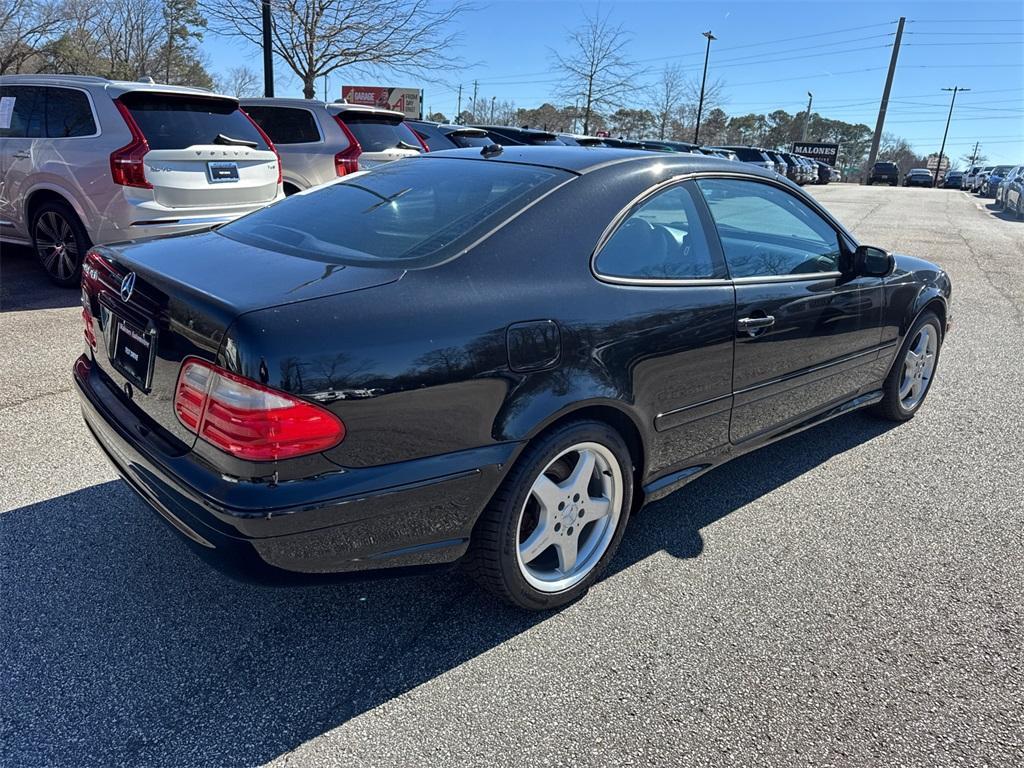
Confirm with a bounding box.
[873,311,942,422]
[31,200,90,287]
[464,420,633,610]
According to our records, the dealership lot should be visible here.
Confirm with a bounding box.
[1,186,1022,767]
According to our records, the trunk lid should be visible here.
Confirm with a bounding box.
[82,233,402,448]
[118,91,280,209]
[334,108,425,169]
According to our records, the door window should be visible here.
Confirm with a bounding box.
[44,88,96,137]
[696,178,841,278]
[244,106,321,144]
[595,184,721,280]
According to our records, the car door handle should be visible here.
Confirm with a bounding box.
[12,151,30,159]
[737,315,775,334]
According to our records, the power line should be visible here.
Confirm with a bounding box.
[634,32,894,66]
[711,44,894,70]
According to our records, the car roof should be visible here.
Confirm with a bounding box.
[419,145,764,176]
[408,120,487,135]
[0,73,233,101]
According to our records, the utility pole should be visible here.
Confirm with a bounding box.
[968,141,980,167]
[261,0,274,97]
[490,95,496,122]
[693,30,717,144]
[802,91,813,141]
[864,16,905,183]
[456,84,462,123]
[934,86,969,187]
[471,80,479,121]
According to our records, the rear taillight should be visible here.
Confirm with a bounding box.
[240,108,283,185]
[408,124,430,153]
[173,359,345,461]
[333,116,362,175]
[110,100,152,189]
[82,306,96,350]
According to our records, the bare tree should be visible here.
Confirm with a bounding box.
[215,65,261,97]
[649,63,685,140]
[551,7,635,134]
[0,0,63,74]
[202,0,470,100]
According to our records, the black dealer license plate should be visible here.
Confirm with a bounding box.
[111,316,154,389]
[207,161,240,183]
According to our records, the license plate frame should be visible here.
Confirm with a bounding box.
[206,161,240,184]
[109,314,156,391]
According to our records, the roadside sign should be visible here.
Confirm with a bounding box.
[341,86,423,119]
[792,142,840,166]
[926,155,951,173]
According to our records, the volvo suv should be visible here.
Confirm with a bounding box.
[241,99,426,194]
[0,75,283,286]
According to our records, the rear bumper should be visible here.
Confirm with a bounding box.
[88,189,285,245]
[73,354,516,583]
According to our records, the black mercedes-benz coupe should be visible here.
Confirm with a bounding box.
[75,147,952,609]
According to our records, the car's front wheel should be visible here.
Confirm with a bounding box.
[465,420,633,610]
[31,200,91,287]
[873,311,943,421]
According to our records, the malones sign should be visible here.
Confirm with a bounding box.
[792,142,840,166]
[341,86,423,119]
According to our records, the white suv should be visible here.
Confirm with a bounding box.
[0,75,283,285]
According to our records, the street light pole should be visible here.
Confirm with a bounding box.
[693,30,716,145]
[261,0,274,97]
[802,91,813,141]
[934,86,969,188]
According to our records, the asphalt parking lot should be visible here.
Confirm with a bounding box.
[1,186,1022,768]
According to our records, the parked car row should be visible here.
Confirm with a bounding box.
[1,73,843,287]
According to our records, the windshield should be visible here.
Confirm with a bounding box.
[219,158,570,265]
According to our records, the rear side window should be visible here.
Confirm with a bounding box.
[596,184,721,280]
[44,88,96,137]
[243,106,320,144]
[449,131,493,148]
[219,157,569,264]
[341,114,422,152]
[0,85,44,138]
[119,92,269,150]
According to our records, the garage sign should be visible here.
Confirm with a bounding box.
[341,86,423,119]
[792,142,840,166]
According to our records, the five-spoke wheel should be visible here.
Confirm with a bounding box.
[874,310,943,421]
[465,420,632,610]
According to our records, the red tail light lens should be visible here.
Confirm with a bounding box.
[110,100,152,189]
[407,123,430,153]
[241,108,283,185]
[333,116,362,175]
[174,359,345,461]
[82,306,97,350]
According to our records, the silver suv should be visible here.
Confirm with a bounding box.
[0,75,283,285]
[240,98,425,194]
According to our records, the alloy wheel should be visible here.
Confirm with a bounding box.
[899,324,938,410]
[515,442,623,593]
[34,211,79,282]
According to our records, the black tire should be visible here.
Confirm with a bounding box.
[30,200,91,287]
[463,420,634,610]
[872,311,943,422]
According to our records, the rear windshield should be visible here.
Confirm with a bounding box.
[218,157,570,265]
[342,114,422,152]
[120,92,269,150]
[448,131,493,148]
[731,148,768,162]
[874,162,898,170]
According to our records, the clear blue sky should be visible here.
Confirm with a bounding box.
[204,0,1024,165]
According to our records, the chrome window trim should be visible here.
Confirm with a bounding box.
[591,170,857,288]
[20,84,103,140]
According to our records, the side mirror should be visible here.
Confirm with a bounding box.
[853,245,895,277]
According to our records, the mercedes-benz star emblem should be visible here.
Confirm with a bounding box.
[120,272,136,303]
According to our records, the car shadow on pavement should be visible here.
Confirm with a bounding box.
[983,202,1022,222]
[0,244,80,312]
[0,412,895,767]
